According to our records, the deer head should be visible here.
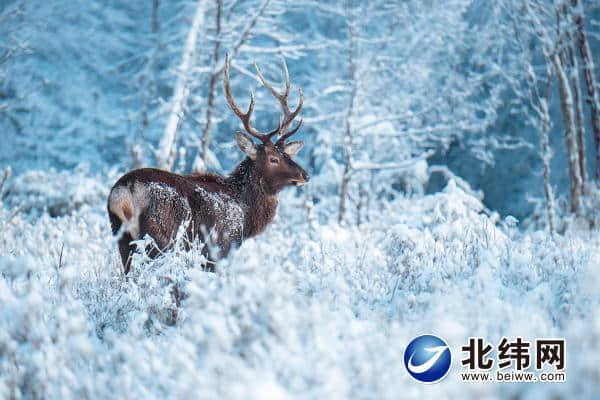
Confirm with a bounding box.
[223,53,309,195]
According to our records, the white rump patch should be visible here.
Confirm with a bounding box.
[108,182,150,239]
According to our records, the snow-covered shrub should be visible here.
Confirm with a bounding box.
[524,184,600,234]
[4,165,109,218]
[1,169,598,399]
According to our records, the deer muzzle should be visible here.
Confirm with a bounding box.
[292,171,310,186]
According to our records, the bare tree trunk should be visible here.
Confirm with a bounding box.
[541,114,556,236]
[198,0,222,171]
[540,66,556,237]
[209,0,272,77]
[157,0,205,171]
[366,172,373,223]
[338,76,357,223]
[192,0,270,173]
[338,7,357,224]
[356,182,367,226]
[561,3,588,192]
[519,1,557,234]
[568,41,588,188]
[152,0,159,33]
[0,167,11,203]
[338,117,353,223]
[554,52,583,215]
[571,0,600,181]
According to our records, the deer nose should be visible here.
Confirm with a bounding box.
[302,171,310,183]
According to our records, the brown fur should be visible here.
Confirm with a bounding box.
[108,144,309,274]
[122,205,132,220]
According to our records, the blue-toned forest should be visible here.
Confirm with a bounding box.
[1,0,599,398]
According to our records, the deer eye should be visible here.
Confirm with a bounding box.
[269,157,279,164]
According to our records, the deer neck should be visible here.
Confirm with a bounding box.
[227,159,279,238]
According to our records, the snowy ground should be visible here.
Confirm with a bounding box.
[1,167,598,399]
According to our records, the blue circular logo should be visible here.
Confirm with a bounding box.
[404,334,452,383]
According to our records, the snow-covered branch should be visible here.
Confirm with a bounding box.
[157,0,206,170]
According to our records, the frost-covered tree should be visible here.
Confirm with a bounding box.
[501,0,558,234]
[290,0,531,224]
[153,0,315,173]
[0,1,28,126]
[572,0,600,181]
[505,0,600,220]
[108,1,197,170]
[156,0,206,171]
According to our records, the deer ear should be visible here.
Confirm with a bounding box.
[283,140,304,157]
[236,132,257,159]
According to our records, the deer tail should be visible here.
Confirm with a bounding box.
[108,186,140,239]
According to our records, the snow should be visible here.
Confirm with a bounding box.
[1,170,598,399]
[194,185,244,242]
[2,0,600,398]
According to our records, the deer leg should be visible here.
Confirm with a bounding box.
[200,244,216,272]
[118,233,135,274]
[109,207,135,274]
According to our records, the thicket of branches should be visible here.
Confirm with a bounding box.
[499,0,600,232]
[138,0,598,230]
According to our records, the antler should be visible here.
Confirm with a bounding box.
[223,53,304,146]
[254,59,303,146]
[223,53,273,144]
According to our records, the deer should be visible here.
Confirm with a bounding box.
[107,54,309,273]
